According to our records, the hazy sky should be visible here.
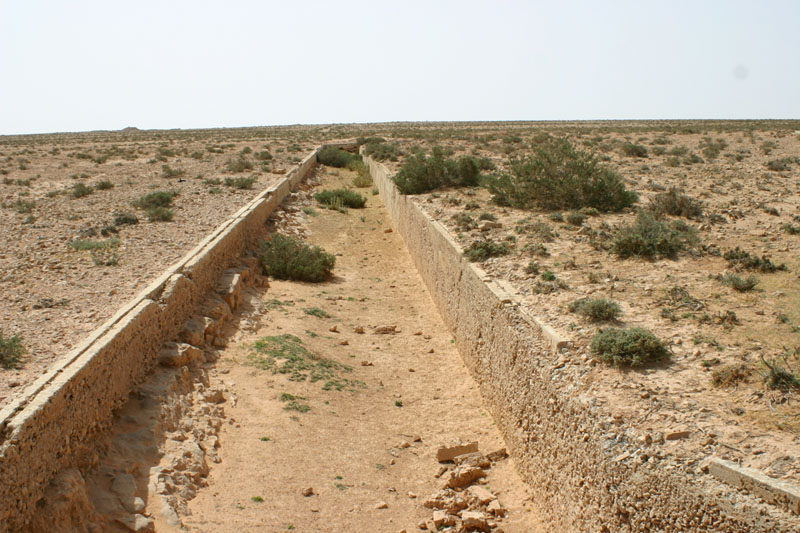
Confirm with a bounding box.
[1,0,798,135]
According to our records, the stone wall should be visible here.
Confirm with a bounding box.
[364,152,797,532]
[0,142,355,531]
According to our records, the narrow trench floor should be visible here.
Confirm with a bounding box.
[181,169,544,532]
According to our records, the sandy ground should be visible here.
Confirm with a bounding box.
[0,131,316,404]
[180,167,544,532]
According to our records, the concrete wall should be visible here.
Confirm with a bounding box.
[0,142,356,531]
[364,152,797,532]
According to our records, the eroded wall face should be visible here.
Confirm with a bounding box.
[364,152,790,532]
[0,144,354,531]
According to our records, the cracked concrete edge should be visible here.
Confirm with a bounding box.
[0,142,356,530]
[363,151,799,531]
[710,459,800,515]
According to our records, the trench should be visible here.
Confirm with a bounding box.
[38,165,545,532]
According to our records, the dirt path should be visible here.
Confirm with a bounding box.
[181,168,544,532]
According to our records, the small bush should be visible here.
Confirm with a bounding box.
[591,327,669,366]
[258,234,335,282]
[700,137,727,160]
[0,330,25,369]
[566,212,586,226]
[621,143,648,157]
[766,158,793,172]
[717,273,758,292]
[71,183,94,198]
[132,191,175,209]
[226,156,254,173]
[113,212,139,226]
[463,239,511,262]
[255,150,273,161]
[146,206,174,222]
[364,142,402,162]
[783,223,800,235]
[95,180,114,190]
[224,176,257,190]
[613,211,698,259]
[723,247,786,273]
[761,353,800,391]
[161,164,185,179]
[488,138,637,212]
[317,146,355,168]
[71,238,120,251]
[568,298,621,322]
[393,149,481,194]
[712,364,751,387]
[315,189,366,209]
[647,187,703,219]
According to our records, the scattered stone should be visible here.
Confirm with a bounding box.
[432,510,447,527]
[666,430,690,441]
[384,228,393,233]
[437,442,479,462]
[116,514,154,532]
[453,452,491,469]
[373,325,399,334]
[399,441,411,449]
[446,466,486,489]
[354,326,365,334]
[360,361,374,366]
[468,485,497,505]
[486,448,508,462]
[461,510,488,530]
[339,340,349,346]
[159,342,203,368]
[408,491,417,499]
[329,325,338,333]
[487,499,506,517]
[375,501,389,509]
[302,487,314,497]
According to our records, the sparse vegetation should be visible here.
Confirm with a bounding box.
[132,190,176,210]
[613,211,698,259]
[317,146,355,168]
[568,297,621,322]
[716,273,759,292]
[113,212,139,226]
[591,327,669,366]
[393,148,480,194]
[226,155,254,173]
[647,187,703,219]
[488,138,637,211]
[621,142,648,157]
[70,183,94,198]
[723,247,786,273]
[463,239,511,262]
[224,176,257,189]
[315,189,366,209]
[0,330,25,369]
[258,234,335,282]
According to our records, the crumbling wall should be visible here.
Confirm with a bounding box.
[364,151,796,532]
[0,142,356,531]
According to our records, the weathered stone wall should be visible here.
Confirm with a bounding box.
[0,142,355,531]
[364,152,797,532]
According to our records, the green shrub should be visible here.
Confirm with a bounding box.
[224,176,257,190]
[317,146,355,168]
[71,183,94,198]
[0,330,25,369]
[71,238,120,251]
[226,155,254,173]
[161,164,185,179]
[568,298,621,322]
[766,158,794,172]
[146,206,174,222]
[566,212,586,226]
[591,327,669,366]
[700,137,727,160]
[255,150,273,161]
[717,273,758,292]
[258,234,335,282]
[113,212,139,226]
[463,239,511,262]
[613,211,698,259]
[647,187,703,219]
[723,247,786,273]
[392,148,481,194]
[621,143,648,157]
[95,180,114,190]
[315,189,366,209]
[364,142,401,162]
[488,138,637,212]
[132,191,175,209]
